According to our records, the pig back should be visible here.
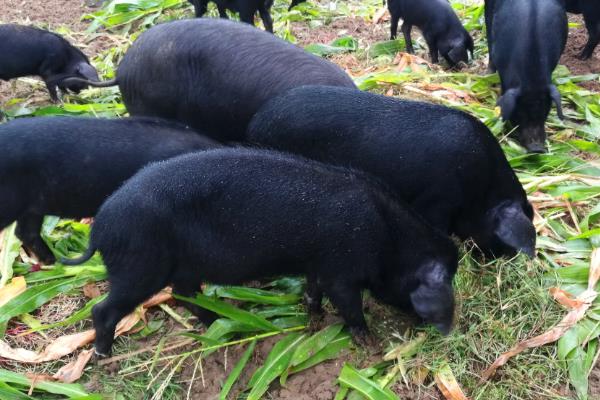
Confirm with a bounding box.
[116,19,356,142]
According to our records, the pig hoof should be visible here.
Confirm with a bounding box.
[307,314,325,333]
[93,348,110,360]
[350,328,378,349]
[525,143,547,154]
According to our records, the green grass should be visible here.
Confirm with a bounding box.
[0,0,599,399]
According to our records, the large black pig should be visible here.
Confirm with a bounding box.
[63,19,356,142]
[188,0,274,32]
[63,148,458,357]
[565,0,600,60]
[247,86,536,259]
[0,24,99,101]
[388,0,473,66]
[485,0,567,153]
[0,116,219,264]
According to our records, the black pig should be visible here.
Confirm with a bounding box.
[63,148,458,356]
[0,24,99,101]
[0,116,219,264]
[485,0,567,153]
[565,0,600,60]
[62,19,356,142]
[188,0,274,32]
[247,86,536,259]
[388,0,473,66]
[289,0,305,10]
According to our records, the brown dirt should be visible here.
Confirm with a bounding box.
[181,334,353,400]
[589,361,600,399]
[561,15,600,91]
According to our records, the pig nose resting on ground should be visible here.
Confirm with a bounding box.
[61,18,356,143]
[485,0,567,153]
[187,0,274,32]
[387,0,473,67]
[62,148,458,357]
[247,85,536,259]
[0,24,99,101]
[0,116,219,265]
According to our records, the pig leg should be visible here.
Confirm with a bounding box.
[189,0,207,17]
[44,81,60,103]
[92,267,170,357]
[258,6,274,33]
[238,7,256,27]
[390,13,400,40]
[401,23,414,53]
[305,274,324,332]
[324,281,371,345]
[16,214,55,265]
[423,34,439,63]
[217,4,228,18]
[580,18,600,60]
[172,281,218,326]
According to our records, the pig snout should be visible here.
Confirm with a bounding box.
[409,262,455,335]
[518,125,548,153]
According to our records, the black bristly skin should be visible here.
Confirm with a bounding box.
[0,24,100,102]
[565,0,600,60]
[247,85,536,259]
[485,0,567,153]
[114,18,356,143]
[387,0,473,67]
[69,148,458,357]
[0,116,219,264]
[187,0,275,33]
[288,0,305,11]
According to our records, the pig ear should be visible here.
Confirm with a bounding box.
[497,88,520,121]
[549,85,564,120]
[76,63,100,82]
[492,202,536,258]
[410,262,454,335]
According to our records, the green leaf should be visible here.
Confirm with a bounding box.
[0,273,100,327]
[174,293,280,332]
[246,332,305,400]
[337,364,397,400]
[0,369,89,398]
[0,382,35,400]
[288,331,351,375]
[215,286,300,305]
[304,36,357,56]
[219,340,257,400]
[290,323,344,367]
[369,39,406,57]
[0,223,21,287]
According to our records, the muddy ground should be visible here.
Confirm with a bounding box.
[1,1,599,399]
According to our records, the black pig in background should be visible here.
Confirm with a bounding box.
[248,85,536,259]
[188,0,274,32]
[64,19,356,142]
[485,0,567,153]
[388,0,473,66]
[0,116,219,264]
[0,24,99,101]
[63,148,458,357]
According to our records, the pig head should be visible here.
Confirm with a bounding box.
[497,85,563,153]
